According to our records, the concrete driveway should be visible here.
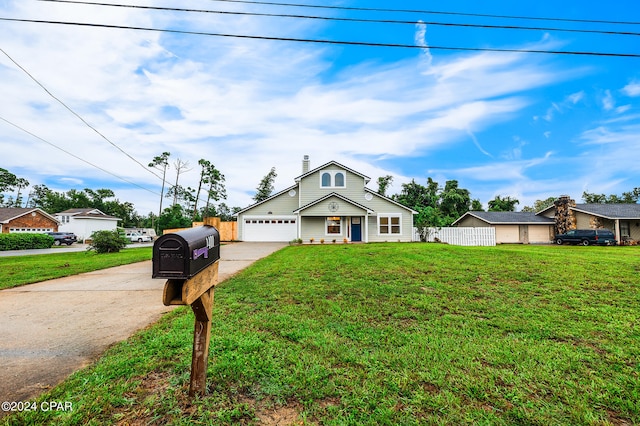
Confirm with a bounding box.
[0,242,286,404]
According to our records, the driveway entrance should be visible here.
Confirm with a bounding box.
[0,242,286,404]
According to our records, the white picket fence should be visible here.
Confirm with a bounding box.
[413,227,496,246]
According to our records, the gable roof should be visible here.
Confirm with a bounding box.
[453,211,555,226]
[536,203,640,219]
[295,160,371,184]
[56,208,120,220]
[234,184,298,215]
[571,203,640,219]
[363,188,418,214]
[293,192,374,214]
[0,207,59,224]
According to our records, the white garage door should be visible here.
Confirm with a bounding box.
[243,217,297,242]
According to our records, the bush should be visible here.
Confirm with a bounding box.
[0,233,54,251]
[87,230,128,253]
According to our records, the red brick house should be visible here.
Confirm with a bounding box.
[0,208,59,234]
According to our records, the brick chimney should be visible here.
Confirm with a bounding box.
[302,155,310,174]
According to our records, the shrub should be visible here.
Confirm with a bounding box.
[87,230,128,253]
[0,233,54,251]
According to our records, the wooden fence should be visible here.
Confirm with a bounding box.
[163,217,238,242]
[413,227,496,246]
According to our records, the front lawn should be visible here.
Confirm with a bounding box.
[3,243,639,425]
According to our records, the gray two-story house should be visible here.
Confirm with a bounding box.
[236,156,416,243]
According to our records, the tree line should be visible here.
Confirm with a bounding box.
[2,162,638,234]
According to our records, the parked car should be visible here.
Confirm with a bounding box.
[126,232,153,243]
[554,229,617,246]
[46,232,78,246]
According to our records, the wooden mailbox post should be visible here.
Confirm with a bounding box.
[152,224,221,397]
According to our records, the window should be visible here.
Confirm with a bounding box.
[319,170,346,188]
[326,216,341,234]
[379,215,401,235]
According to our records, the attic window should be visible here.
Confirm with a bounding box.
[319,170,346,188]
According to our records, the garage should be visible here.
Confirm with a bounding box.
[242,216,298,242]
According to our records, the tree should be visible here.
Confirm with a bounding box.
[522,197,556,213]
[170,158,191,207]
[392,179,438,212]
[0,168,18,207]
[13,178,30,207]
[254,167,277,203]
[488,195,519,212]
[203,166,227,215]
[439,180,471,223]
[582,188,640,204]
[376,175,393,197]
[471,199,484,211]
[157,204,192,232]
[148,152,171,230]
[192,159,220,221]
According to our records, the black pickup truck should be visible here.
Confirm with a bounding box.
[554,229,617,246]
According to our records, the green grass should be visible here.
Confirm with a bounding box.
[0,247,152,290]
[2,243,639,425]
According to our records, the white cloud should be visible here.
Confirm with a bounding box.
[622,81,640,97]
[602,90,615,111]
[0,1,586,213]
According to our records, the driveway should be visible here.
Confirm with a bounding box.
[0,242,286,404]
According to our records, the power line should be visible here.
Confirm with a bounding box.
[2,17,639,58]
[37,0,640,38]
[0,115,160,195]
[0,46,164,182]
[202,0,640,26]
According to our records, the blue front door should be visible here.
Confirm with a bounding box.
[351,217,362,242]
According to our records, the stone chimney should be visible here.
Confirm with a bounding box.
[302,155,310,174]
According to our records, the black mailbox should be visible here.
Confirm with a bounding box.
[153,226,220,279]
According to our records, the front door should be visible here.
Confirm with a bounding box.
[351,217,362,242]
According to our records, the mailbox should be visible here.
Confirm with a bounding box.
[153,225,220,279]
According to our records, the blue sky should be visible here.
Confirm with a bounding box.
[1,0,639,215]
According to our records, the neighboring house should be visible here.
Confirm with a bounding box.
[236,156,417,242]
[452,211,555,244]
[0,207,59,234]
[54,208,121,242]
[537,203,640,244]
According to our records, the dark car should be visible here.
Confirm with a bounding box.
[554,229,617,246]
[46,232,78,246]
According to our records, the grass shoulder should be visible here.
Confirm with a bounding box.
[0,247,152,290]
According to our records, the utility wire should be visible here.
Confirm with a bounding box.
[37,0,640,38]
[203,0,640,26]
[0,46,164,182]
[2,17,639,58]
[0,115,160,195]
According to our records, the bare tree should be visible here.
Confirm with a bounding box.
[171,158,191,207]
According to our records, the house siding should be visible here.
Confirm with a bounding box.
[237,189,300,238]
[300,216,336,241]
[456,216,487,227]
[299,169,367,207]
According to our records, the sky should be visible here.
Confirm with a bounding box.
[1,0,639,216]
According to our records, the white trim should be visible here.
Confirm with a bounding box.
[325,216,343,236]
[319,170,347,189]
[377,213,402,236]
